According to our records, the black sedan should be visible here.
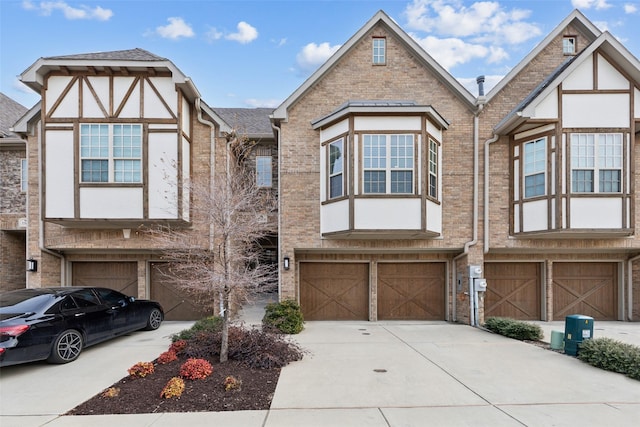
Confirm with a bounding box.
[0,287,163,367]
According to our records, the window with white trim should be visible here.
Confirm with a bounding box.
[524,137,546,198]
[372,37,386,64]
[563,36,576,55]
[428,139,438,198]
[363,134,414,194]
[80,124,142,183]
[21,159,27,192]
[571,133,622,193]
[328,139,344,199]
[256,156,272,187]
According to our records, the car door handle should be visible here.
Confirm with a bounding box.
[74,313,86,317]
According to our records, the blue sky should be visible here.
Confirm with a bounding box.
[1,0,639,109]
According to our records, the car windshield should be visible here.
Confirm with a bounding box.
[0,292,53,314]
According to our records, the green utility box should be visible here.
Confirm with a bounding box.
[564,314,594,356]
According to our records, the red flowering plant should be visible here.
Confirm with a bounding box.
[127,361,155,378]
[157,350,178,365]
[179,358,213,380]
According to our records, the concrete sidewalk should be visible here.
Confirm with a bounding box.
[1,316,639,426]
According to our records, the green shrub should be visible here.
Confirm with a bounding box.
[578,337,640,381]
[484,317,543,341]
[172,316,223,341]
[262,299,304,334]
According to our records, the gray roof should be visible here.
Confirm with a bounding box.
[214,108,274,138]
[0,93,28,138]
[45,48,166,62]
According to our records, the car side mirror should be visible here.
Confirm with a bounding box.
[129,296,136,303]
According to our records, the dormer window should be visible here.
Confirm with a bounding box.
[563,36,576,55]
[373,37,386,64]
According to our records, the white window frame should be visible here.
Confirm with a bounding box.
[363,134,414,194]
[563,36,576,55]
[256,155,272,187]
[21,158,27,192]
[428,139,438,199]
[328,139,344,199]
[372,37,386,65]
[571,133,622,193]
[523,137,546,198]
[80,124,142,184]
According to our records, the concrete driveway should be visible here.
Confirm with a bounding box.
[1,319,639,427]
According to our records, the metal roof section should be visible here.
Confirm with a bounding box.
[311,100,449,130]
[494,31,640,135]
[485,9,602,101]
[214,107,275,139]
[271,10,477,123]
[19,48,201,102]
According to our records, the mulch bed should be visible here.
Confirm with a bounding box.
[66,356,280,415]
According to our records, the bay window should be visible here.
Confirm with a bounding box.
[363,134,414,194]
[328,139,344,198]
[524,137,546,198]
[571,133,621,193]
[80,124,142,183]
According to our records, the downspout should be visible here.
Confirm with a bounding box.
[271,120,282,301]
[34,118,65,286]
[452,99,483,324]
[626,254,639,321]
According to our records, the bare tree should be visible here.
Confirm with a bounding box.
[146,132,276,363]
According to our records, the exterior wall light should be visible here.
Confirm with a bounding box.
[283,256,290,270]
[26,258,37,272]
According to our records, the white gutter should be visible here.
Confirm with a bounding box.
[483,133,500,254]
[271,120,282,301]
[452,104,483,324]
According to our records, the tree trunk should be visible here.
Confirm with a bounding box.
[220,291,230,363]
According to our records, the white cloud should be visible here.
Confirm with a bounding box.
[404,0,541,44]
[412,34,489,70]
[571,0,612,10]
[206,27,223,42]
[22,0,112,20]
[624,3,638,13]
[593,20,611,32]
[225,22,258,44]
[296,42,341,73]
[244,98,281,108]
[155,17,195,40]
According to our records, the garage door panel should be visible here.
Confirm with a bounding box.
[300,263,368,320]
[485,263,541,320]
[378,263,445,320]
[72,262,137,296]
[151,263,211,321]
[553,262,617,320]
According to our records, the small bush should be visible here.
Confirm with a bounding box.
[172,316,223,341]
[127,362,155,378]
[262,299,304,334]
[484,317,543,341]
[101,387,120,398]
[160,377,185,399]
[169,339,188,354]
[578,337,640,381]
[224,375,242,391]
[179,358,213,380]
[157,350,178,364]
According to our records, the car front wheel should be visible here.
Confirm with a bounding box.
[144,308,163,331]
[48,329,83,364]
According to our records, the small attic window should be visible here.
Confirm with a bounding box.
[373,37,386,65]
[563,36,576,55]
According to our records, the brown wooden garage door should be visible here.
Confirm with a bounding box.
[485,263,541,320]
[150,263,212,321]
[72,262,137,296]
[378,262,445,320]
[300,263,369,320]
[553,262,618,320]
